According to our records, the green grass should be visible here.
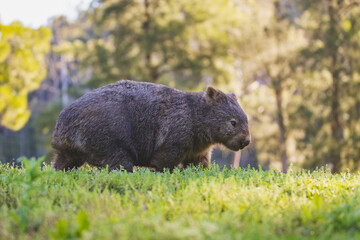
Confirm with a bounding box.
[1,158,360,240]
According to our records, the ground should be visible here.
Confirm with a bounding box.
[0,158,360,239]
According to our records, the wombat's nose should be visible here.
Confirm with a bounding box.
[243,135,251,147]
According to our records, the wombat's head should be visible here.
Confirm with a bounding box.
[204,86,250,151]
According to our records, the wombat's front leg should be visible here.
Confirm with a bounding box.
[182,153,210,169]
[103,150,135,172]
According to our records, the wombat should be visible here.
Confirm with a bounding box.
[52,80,250,172]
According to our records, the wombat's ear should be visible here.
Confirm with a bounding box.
[205,86,226,102]
[228,93,238,101]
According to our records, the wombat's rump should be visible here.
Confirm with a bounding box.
[52,80,250,172]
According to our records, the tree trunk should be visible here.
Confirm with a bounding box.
[19,128,25,157]
[60,54,69,106]
[330,74,342,172]
[239,144,259,169]
[274,81,289,173]
[3,128,12,162]
[143,0,159,83]
[327,0,343,173]
[232,151,241,168]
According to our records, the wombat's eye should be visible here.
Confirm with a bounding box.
[230,121,237,127]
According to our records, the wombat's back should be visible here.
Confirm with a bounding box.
[53,80,186,139]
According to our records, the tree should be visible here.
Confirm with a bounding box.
[293,0,360,172]
[237,0,307,172]
[83,0,256,92]
[32,15,95,162]
[0,22,51,131]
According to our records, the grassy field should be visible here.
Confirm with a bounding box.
[1,158,360,240]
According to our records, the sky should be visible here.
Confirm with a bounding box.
[0,0,93,28]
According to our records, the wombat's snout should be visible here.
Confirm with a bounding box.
[226,132,251,151]
[239,135,251,149]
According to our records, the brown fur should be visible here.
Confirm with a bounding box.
[52,80,250,172]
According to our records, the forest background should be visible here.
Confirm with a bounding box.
[1,0,359,173]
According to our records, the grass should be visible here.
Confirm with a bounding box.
[1,158,360,240]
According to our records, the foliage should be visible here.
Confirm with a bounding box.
[240,0,308,172]
[0,22,51,131]
[33,102,64,162]
[84,0,256,91]
[289,0,360,171]
[1,159,360,239]
[239,0,360,172]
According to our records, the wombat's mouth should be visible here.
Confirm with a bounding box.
[240,137,250,149]
[227,135,251,151]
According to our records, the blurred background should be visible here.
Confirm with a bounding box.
[0,0,359,172]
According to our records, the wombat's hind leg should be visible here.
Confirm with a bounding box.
[52,151,85,171]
